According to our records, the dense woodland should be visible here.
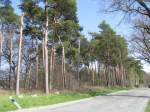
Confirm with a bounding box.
[0,0,149,95]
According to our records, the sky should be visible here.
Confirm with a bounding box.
[11,0,149,72]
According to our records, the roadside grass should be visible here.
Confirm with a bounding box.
[0,87,128,112]
[145,100,150,112]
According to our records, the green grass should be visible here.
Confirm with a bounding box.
[145,100,150,112]
[0,87,128,112]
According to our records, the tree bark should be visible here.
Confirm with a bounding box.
[42,38,45,67]
[9,31,13,89]
[35,39,39,89]
[52,45,55,72]
[77,37,80,82]
[16,13,24,95]
[49,47,53,91]
[92,62,95,86]
[44,0,49,94]
[26,59,31,89]
[61,46,65,88]
[0,31,3,69]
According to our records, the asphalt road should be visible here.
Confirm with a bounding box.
[17,88,150,112]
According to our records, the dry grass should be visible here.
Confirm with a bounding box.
[0,89,14,96]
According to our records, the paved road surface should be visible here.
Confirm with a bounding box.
[17,88,150,112]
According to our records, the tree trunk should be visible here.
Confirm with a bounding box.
[52,45,55,72]
[98,62,101,86]
[116,64,121,86]
[62,46,65,89]
[113,66,117,86]
[9,31,13,89]
[57,35,66,89]
[105,65,109,87]
[49,47,53,91]
[94,61,97,86]
[44,0,49,94]
[26,60,31,89]
[35,39,39,89]
[0,31,3,69]
[92,62,95,86]
[77,37,80,82]
[16,13,24,95]
[103,64,106,86]
[120,64,124,87]
[42,38,45,67]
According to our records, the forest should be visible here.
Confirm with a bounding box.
[0,0,148,96]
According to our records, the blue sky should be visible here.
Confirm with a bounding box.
[11,0,149,72]
[76,0,133,39]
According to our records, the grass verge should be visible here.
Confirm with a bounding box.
[145,100,150,112]
[0,87,128,112]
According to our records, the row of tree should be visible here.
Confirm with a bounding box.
[99,0,150,63]
[0,0,145,95]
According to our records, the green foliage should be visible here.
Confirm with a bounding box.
[0,1,19,27]
[47,0,80,42]
[90,21,128,65]
[20,0,44,38]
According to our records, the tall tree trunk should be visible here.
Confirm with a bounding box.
[113,66,117,86]
[105,64,109,87]
[120,64,124,87]
[108,65,111,87]
[94,61,97,86]
[9,31,13,89]
[122,67,127,87]
[44,0,49,94]
[108,66,112,87]
[58,36,66,88]
[98,62,101,86]
[116,64,121,86]
[92,62,95,86]
[29,63,33,90]
[16,13,24,95]
[77,37,80,82]
[35,39,39,89]
[103,64,106,86]
[49,47,53,91]
[52,45,55,72]
[26,60,31,89]
[0,31,3,69]
[62,46,65,88]
[42,38,45,67]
